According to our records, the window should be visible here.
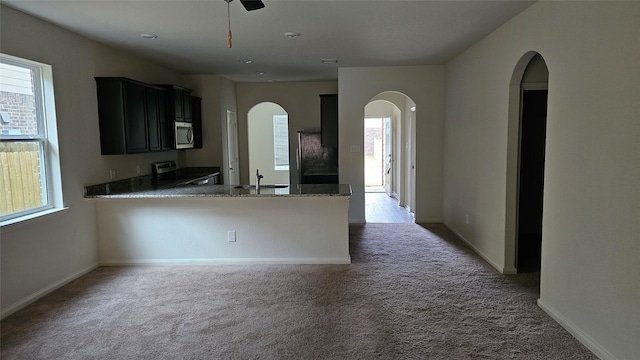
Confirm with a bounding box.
[273,115,289,170]
[1,54,63,224]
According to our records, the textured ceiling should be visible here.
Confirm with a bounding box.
[3,0,536,82]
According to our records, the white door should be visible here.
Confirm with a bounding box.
[226,110,240,185]
[384,116,392,196]
[409,110,416,215]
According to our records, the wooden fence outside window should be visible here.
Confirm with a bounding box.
[0,142,44,216]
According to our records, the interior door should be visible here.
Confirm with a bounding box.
[226,110,240,185]
[384,116,392,196]
[408,110,416,214]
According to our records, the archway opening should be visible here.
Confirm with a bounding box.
[506,52,549,276]
[517,54,549,273]
[247,102,290,185]
[364,93,415,223]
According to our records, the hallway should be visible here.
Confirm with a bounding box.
[365,192,414,223]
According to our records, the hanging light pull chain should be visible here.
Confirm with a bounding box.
[227,0,232,48]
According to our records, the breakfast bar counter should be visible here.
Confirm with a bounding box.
[86,183,352,198]
[87,172,351,266]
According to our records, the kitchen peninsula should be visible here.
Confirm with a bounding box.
[85,172,351,265]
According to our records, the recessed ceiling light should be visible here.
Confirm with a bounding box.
[255,71,266,76]
[239,59,253,64]
[140,33,158,40]
[321,58,338,64]
[284,32,301,38]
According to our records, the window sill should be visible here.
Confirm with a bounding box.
[1,207,69,233]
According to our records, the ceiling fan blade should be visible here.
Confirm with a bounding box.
[239,0,265,11]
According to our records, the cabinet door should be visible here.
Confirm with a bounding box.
[96,78,126,154]
[182,91,192,122]
[158,90,173,150]
[160,85,192,123]
[146,87,161,151]
[171,88,183,122]
[191,96,202,148]
[122,81,148,153]
[320,94,338,148]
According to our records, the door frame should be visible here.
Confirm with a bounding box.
[383,116,393,196]
[226,110,239,185]
[505,51,549,274]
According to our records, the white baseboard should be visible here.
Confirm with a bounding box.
[442,224,507,274]
[415,218,441,224]
[100,256,352,266]
[537,299,615,360]
[1,263,99,320]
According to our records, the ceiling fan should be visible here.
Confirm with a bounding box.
[224,0,265,48]
[235,0,265,11]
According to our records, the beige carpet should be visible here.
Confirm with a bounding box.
[1,223,596,359]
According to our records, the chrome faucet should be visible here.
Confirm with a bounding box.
[255,169,263,191]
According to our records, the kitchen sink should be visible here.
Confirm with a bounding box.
[179,175,215,186]
[233,185,289,189]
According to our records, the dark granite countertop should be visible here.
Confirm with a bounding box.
[86,184,351,198]
[84,167,351,198]
[84,167,220,197]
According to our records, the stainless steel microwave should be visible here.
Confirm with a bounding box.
[175,121,194,149]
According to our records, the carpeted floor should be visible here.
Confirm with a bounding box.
[1,223,596,359]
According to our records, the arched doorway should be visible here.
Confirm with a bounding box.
[506,52,549,275]
[364,92,415,223]
[247,102,290,185]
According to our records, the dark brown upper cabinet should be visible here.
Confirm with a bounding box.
[146,86,162,152]
[320,94,338,148]
[96,78,201,154]
[191,96,203,149]
[161,85,193,123]
[157,90,173,151]
[96,77,168,155]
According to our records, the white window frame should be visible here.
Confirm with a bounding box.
[273,115,289,171]
[0,53,64,226]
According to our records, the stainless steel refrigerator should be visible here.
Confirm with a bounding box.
[297,131,338,184]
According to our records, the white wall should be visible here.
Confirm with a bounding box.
[364,100,394,117]
[338,66,444,223]
[0,5,183,317]
[96,196,350,264]
[248,102,289,185]
[443,2,640,359]
[236,81,338,185]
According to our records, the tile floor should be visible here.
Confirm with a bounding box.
[365,191,414,223]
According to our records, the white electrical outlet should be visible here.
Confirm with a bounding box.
[136,165,141,175]
[228,231,236,242]
[109,169,117,180]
